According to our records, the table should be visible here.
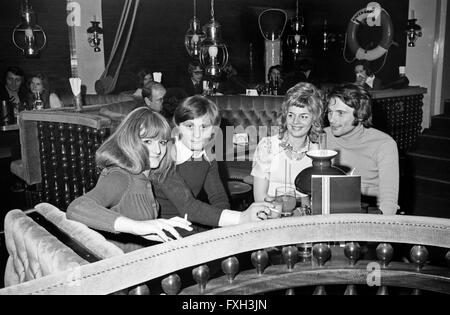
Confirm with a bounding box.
[0,124,19,132]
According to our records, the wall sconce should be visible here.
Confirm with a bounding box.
[12,0,47,57]
[87,17,103,52]
[286,0,308,59]
[185,0,206,59]
[199,0,229,79]
[406,10,422,47]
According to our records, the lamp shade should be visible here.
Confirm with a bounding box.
[185,17,206,58]
[286,15,308,57]
[295,150,345,195]
[12,1,47,57]
[199,19,228,79]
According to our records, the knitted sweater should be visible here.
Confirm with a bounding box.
[67,167,159,252]
[154,157,230,228]
[324,125,399,214]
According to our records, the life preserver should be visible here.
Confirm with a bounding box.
[346,3,394,61]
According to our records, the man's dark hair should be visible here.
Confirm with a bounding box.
[161,87,188,122]
[326,83,373,128]
[354,60,374,77]
[267,65,282,81]
[142,82,165,101]
[4,66,25,80]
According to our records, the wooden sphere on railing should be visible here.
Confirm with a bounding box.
[445,250,450,267]
[313,285,327,295]
[344,284,357,295]
[376,243,394,267]
[285,288,295,295]
[251,249,269,275]
[161,274,181,295]
[128,284,150,295]
[344,242,361,266]
[377,286,389,295]
[192,265,210,294]
[410,245,429,270]
[221,257,240,283]
[313,243,331,266]
[282,246,299,270]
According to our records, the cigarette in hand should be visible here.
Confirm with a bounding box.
[269,207,281,213]
[184,213,188,221]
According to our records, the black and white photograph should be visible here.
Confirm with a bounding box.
[0,0,448,298]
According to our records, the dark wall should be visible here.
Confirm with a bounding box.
[0,0,70,94]
[104,0,408,92]
[0,0,408,95]
[441,3,450,111]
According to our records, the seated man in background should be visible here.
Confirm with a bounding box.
[179,62,204,96]
[324,83,399,215]
[99,82,166,122]
[256,65,284,95]
[0,66,27,107]
[354,60,382,90]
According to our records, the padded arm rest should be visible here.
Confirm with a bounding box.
[3,209,88,287]
[35,203,123,259]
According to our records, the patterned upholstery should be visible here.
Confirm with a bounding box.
[3,204,123,287]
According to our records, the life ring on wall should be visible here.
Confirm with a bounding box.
[346,2,394,61]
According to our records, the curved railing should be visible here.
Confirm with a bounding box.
[1,214,449,295]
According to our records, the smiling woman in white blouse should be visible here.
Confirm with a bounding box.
[251,82,324,202]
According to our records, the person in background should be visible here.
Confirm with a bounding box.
[27,73,63,109]
[256,65,284,95]
[133,68,153,98]
[324,83,399,214]
[251,82,323,203]
[217,63,248,95]
[99,82,166,123]
[354,60,382,90]
[142,82,166,112]
[180,62,204,96]
[67,107,193,253]
[0,66,27,109]
[268,65,283,87]
[0,66,27,167]
[160,87,188,124]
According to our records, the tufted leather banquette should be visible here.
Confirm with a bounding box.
[13,89,426,210]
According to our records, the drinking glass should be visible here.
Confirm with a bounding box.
[275,186,296,217]
[318,132,327,151]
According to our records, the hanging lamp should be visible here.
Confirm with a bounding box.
[185,0,206,59]
[199,0,229,79]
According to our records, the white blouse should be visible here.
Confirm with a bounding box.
[251,135,318,197]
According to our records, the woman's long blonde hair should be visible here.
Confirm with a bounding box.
[96,107,174,181]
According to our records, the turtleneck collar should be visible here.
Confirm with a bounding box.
[338,124,365,141]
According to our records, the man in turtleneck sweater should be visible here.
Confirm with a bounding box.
[324,83,399,215]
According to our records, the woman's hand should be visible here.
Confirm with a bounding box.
[114,216,193,242]
[239,202,272,223]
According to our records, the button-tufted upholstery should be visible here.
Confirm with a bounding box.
[210,95,283,130]
[3,203,123,287]
[207,95,285,186]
